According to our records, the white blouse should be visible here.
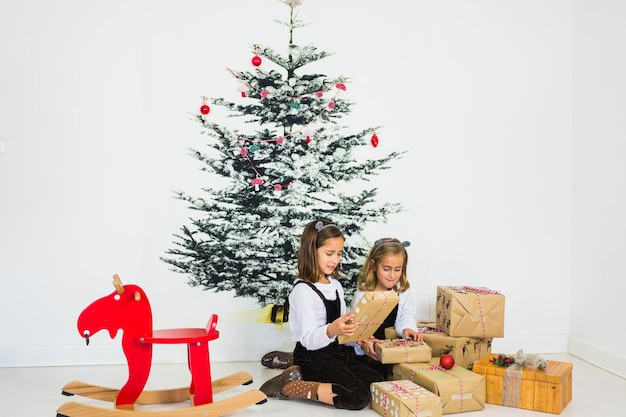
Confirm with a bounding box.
[288,277,347,351]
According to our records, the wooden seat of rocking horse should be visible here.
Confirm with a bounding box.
[57,274,266,417]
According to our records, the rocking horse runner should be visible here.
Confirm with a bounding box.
[57,274,266,417]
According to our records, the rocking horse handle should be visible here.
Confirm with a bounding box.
[112,274,125,294]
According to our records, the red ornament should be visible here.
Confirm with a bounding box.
[252,55,262,66]
[370,133,379,148]
[336,83,346,91]
[200,104,210,115]
[440,354,455,370]
[306,136,311,144]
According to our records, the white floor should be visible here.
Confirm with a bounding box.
[2,353,623,417]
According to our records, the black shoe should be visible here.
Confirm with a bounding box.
[260,365,302,398]
[261,351,293,369]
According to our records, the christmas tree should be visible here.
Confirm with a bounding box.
[162,0,405,321]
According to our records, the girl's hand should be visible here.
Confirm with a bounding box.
[359,336,381,360]
[327,313,357,338]
[403,329,423,342]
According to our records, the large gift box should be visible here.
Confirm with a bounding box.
[472,354,573,414]
[338,291,399,344]
[393,359,485,414]
[371,380,443,417]
[435,286,505,338]
[415,321,492,369]
[375,339,432,364]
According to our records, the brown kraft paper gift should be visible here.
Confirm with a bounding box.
[472,354,573,414]
[375,339,433,364]
[371,380,443,417]
[338,290,399,344]
[435,286,505,338]
[393,359,485,414]
[415,321,492,369]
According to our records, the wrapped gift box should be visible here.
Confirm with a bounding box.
[376,339,432,364]
[393,359,485,414]
[472,354,573,414]
[435,286,505,338]
[371,380,443,417]
[338,290,399,344]
[415,321,492,369]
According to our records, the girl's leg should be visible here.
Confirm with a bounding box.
[294,344,384,410]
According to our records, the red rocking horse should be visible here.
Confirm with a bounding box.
[57,274,266,417]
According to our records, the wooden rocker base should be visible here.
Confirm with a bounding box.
[61,371,255,405]
[56,390,267,417]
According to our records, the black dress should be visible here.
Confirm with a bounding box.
[292,281,385,410]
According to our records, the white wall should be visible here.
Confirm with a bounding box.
[0,0,622,377]
[571,0,626,378]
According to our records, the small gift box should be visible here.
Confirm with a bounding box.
[376,339,433,364]
[435,286,505,338]
[371,380,443,417]
[393,359,485,414]
[338,291,399,344]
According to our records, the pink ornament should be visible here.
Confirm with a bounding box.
[273,184,283,192]
[260,89,269,98]
[328,101,335,110]
[371,133,379,148]
[276,136,284,145]
[240,148,248,156]
[336,83,346,91]
[315,91,323,98]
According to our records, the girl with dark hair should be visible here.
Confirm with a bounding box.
[258,219,385,410]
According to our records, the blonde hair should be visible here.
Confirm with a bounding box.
[357,238,410,292]
[296,219,345,283]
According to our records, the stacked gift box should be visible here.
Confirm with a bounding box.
[366,285,507,415]
[366,285,573,415]
[424,285,506,369]
[371,380,443,417]
[412,321,493,369]
[472,354,573,414]
[375,285,506,415]
[392,359,486,414]
[435,286,505,339]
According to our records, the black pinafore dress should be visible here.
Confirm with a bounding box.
[291,281,384,410]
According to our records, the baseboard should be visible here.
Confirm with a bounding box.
[0,344,260,367]
[568,335,626,379]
